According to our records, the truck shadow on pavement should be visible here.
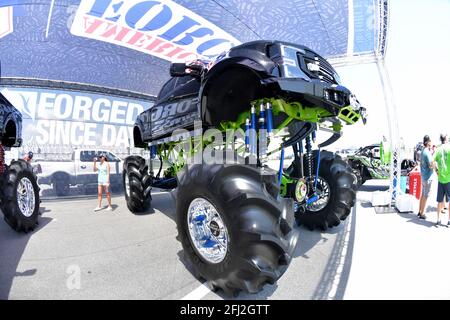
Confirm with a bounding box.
[231,222,350,300]
[358,183,389,193]
[149,190,176,218]
[0,207,52,299]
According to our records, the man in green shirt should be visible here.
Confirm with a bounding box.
[435,134,450,226]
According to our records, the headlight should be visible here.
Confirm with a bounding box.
[349,94,360,110]
[306,62,320,72]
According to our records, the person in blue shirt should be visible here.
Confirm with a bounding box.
[418,135,434,219]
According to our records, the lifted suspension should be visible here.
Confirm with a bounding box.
[0,143,5,174]
[305,135,313,181]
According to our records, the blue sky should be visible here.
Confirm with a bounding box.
[331,0,450,151]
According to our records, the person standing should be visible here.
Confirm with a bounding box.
[23,151,33,163]
[434,134,450,227]
[93,154,113,211]
[418,135,434,219]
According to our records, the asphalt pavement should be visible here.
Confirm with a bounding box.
[0,186,355,300]
[1,180,447,299]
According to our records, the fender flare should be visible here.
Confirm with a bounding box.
[199,55,274,125]
[2,114,22,147]
[132,124,146,148]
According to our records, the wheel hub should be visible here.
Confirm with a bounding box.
[294,178,308,202]
[306,176,330,212]
[208,220,221,237]
[187,198,229,264]
[16,177,35,218]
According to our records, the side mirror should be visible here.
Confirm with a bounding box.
[170,62,205,78]
[170,63,187,77]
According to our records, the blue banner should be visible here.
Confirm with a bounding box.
[0,0,380,96]
[0,87,153,148]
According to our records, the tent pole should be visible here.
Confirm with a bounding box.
[376,58,400,207]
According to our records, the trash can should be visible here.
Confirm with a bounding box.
[409,169,422,199]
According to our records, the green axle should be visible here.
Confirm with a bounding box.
[156,98,361,178]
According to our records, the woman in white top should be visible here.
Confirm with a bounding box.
[93,154,113,211]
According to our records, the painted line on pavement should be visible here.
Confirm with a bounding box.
[181,282,212,300]
[327,206,354,299]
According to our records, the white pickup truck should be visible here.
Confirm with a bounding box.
[36,149,123,196]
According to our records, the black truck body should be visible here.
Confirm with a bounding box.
[133,40,365,146]
[0,92,22,148]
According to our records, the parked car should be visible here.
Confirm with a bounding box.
[36,149,123,196]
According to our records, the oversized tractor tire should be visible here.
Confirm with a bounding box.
[296,151,356,231]
[0,159,40,233]
[123,156,152,213]
[176,158,298,295]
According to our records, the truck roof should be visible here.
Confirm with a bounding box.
[0,92,13,107]
[231,40,318,55]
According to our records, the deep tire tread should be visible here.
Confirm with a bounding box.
[296,151,356,231]
[177,160,298,295]
[123,156,152,213]
[0,160,40,233]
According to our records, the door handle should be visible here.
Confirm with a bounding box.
[80,165,86,169]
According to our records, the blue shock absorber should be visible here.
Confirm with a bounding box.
[266,102,273,136]
[150,145,157,159]
[307,139,322,205]
[245,118,250,151]
[250,105,257,155]
[314,148,321,190]
[259,103,266,129]
[278,148,285,187]
[259,103,267,160]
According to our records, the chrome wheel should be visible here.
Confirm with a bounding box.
[125,172,130,198]
[16,177,36,218]
[306,177,330,212]
[187,198,229,264]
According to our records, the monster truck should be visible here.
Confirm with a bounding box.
[124,40,366,294]
[347,144,390,186]
[0,92,40,233]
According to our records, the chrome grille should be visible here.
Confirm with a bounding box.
[300,53,336,84]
